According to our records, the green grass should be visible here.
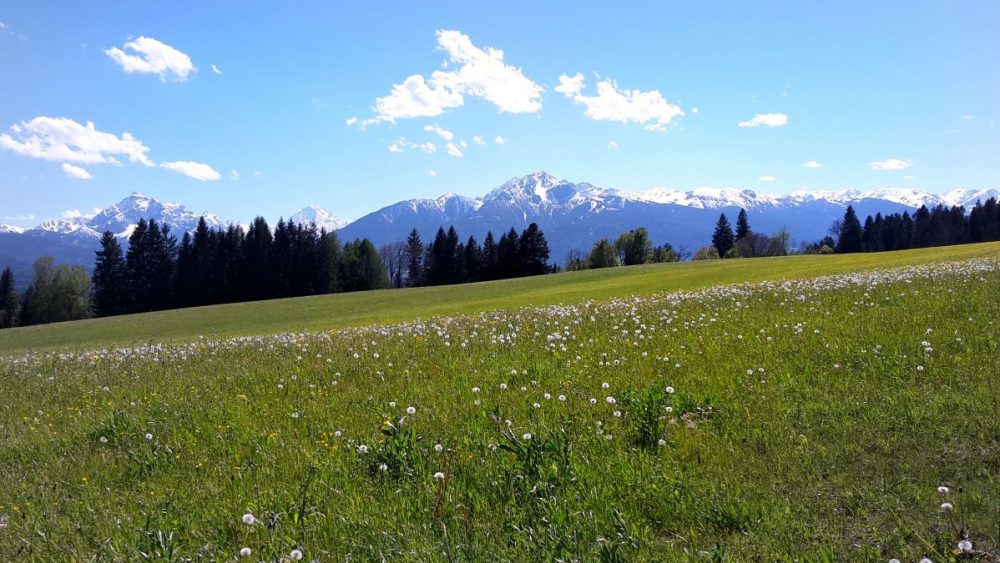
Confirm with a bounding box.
[2,241,999,355]
[1,245,999,560]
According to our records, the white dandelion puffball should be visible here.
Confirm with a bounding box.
[434,444,443,452]
[471,387,480,393]
[657,438,667,446]
[144,433,153,441]
[499,383,507,390]
[239,547,252,557]
[357,444,369,454]
[433,471,445,480]
[957,540,973,552]
[406,406,416,415]
[937,485,949,494]
[241,513,255,525]
[99,436,108,443]
[940,502,954,511]
[290,549,303,561]
[522,433,532,441]
[665,386,675,394]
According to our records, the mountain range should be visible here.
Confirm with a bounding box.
[2,171,998,289]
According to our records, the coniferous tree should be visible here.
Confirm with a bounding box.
[735,208,751,240]
[92,231,126,316]
[0,267,21,328]
[836,205,864,253]
[481,231,498,280]
[424,227,449,285]
[404,228,424,287]
[463,236,482,282]
[242,217,273,300]
[711,214,736,258]
[444,226,462,283]
[315,230,342,293]
[518,223,550,276]
[498,227,521,277]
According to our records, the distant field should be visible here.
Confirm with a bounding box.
[2,242,999,355]
[1,246,998,559]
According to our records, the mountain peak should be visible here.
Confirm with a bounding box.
[290,206,350,230]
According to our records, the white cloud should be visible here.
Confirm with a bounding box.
[962,115,974,121]
[0,116,154,166]
[105,36,196,81]
[803,160,823,169]
[459,140,468,147]
[556,73,684,131]
[868,158,912,171]
[429,169,437,177]
[61,163,93,179]
[211,64,222,75]
[902,174,917,180]
[388,138,437,154]
[160,160,221,181]
[253,170,263,178]
[229,169,240,181]
[494,135,505,144]
[692,107,700,114]
[345,117,359,126]
[738,113,788,127]
[472,135,485,145]
[364,30,543,123]
[758,175,775,182]
[445,142,463,157]
[61,208,100,220]
[424,124,454,141]
[608,141,618,149]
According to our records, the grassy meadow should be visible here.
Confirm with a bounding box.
[1,241,999,355]
[1,244,1000,560]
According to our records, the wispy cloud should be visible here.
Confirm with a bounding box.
[471,135,485,145]
[758,175,775,182]
[445,142,463,157]
[556,72,684,131]
[424,124,454,141]
[802,160,823,169]
[211,64,222,75]
[494,136,505,144]
[61,163,93,179]
[868,158,912,171]
[738,113,788,127]
[608,141,618,149]
[160,160,221,181]
[105,36,196,81]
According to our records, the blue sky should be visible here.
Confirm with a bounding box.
[1,1,998,226]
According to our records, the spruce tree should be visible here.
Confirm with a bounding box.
[463,236,481,282]
[481,231,498,280]
[92,231,126,316]
[711,214,736,257]
[242,217,273,300]
[0,267,21,328]
[404,228,424,287]
[519,223,550,275]
[836,205,864,253]
[735,208,751,240]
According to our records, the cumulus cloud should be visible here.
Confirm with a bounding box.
[494,136,505,144]
[555,73,684,131]
[362,30,543,123]
[758,175,775,182]
[387,139,406,153]
[608,141,618,149]
[868,158,912,171]
[0,116,154,166]
[345,117,359,126]
[445,142,463,157]
[803,160,823,169]
[424,124,454,141]
[429,169,437,177]
[160,160,221,181]
[61,163,93,179]
[738,113,788,127]
[105,36,196,81]
[472,135,485,145]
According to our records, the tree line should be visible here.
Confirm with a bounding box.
[0,218,555,328]
[686,208,792,260]
[564,227,683,270]
[380,223,552,288]
[818,197,1000,254]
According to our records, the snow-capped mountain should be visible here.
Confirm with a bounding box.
[337,171,1000,260]
[290,206,351,231]
[1,173,997,287]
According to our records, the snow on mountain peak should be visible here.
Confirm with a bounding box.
[0,224,26,234]
[290,206,351,230]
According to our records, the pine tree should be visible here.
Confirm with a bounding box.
[242,217,273,300]
[498,227,521,278]
[463,236,482,282]
[518,223,550,275]
[444,226,461,283]
[711,214,735,258]
[836,205,864,253]
[735,208,751,240]
[315,230,342,293]
[425,227,449,285]
[404,228,424,287]
[481,231,498,280]
[0,267,21,328]
[92,231,126,316]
